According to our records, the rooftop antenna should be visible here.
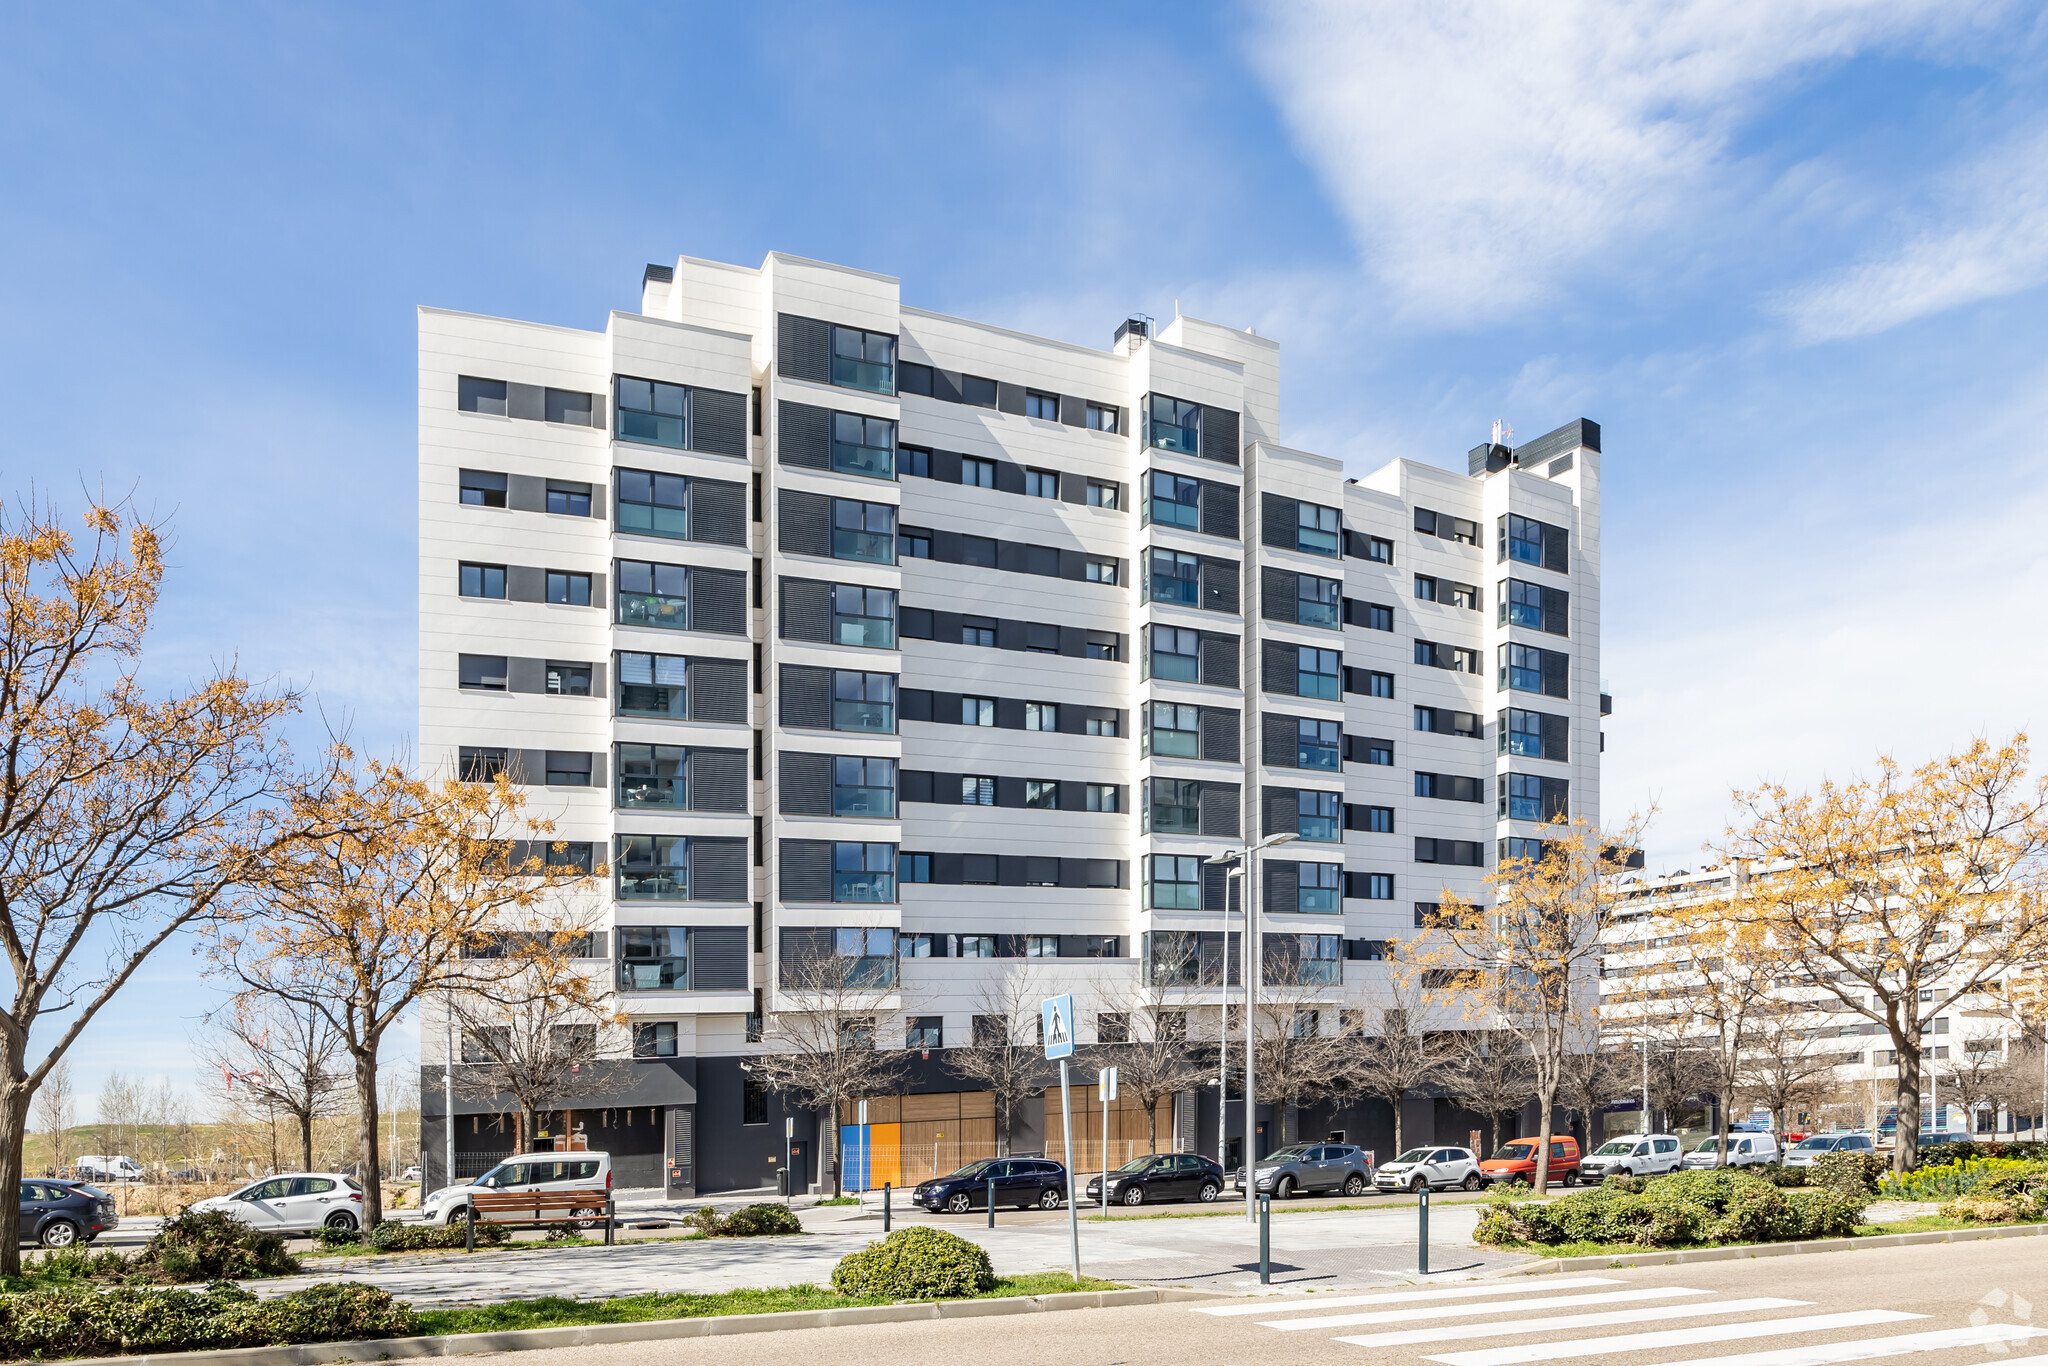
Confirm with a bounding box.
[1491,419,1514,448]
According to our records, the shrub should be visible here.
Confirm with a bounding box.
[1601,1175,1648,1194]
[1756,1165,1808,1188]
[367,1219,508,1252]
[718,1203,803,1237]
[1810,1151,1885,1196]
[1474,1170,1867,1250]
[0,1282,416,1358]
[830,1226,995,1299]
[318,1222,364,1248]
[128,1209,300,1282]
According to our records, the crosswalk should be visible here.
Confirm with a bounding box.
[1192,1274,2048,1366]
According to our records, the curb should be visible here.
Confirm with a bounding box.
[1505,1221,2048,1273]
[109,1287,1216,1366]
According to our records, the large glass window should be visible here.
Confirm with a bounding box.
[832,584,896,648]
[833,757,897,818]
[1298,863,1342,913]
[619,651,687,718]
[1501,708,1544,758]
[617,560,689,630]
[1503,578,1546,628]
[460,469,507,507]
[1146,471,1200,529]
[1149,548,1199,605]
[833,499,896,563]
[616,834,686,899]
[830,926,897,987]
[833,842,897,902]
[618,744,685,807]
[459,563,506,599]
[1148,854,1201,909]
[1148,395,1201,454]
[1503,514,1545,566]
[1296,502,1341,556]
[831,326,895,394]
[1149,625,1200,682]
[1297,791,1341,842]
[546,571,591,606]
[1499,642,1566,697]
[1298,718,1340,770]
[1297,646,1341,700]
[615,376,688,449]
[833,671,896,733]
[1024,702,1058,732]
[1147,702,1200,757]
[618,926,689,991]
[617,469,689,539]
[831,413,896,479]
[1297,574,1341,628]
[1503,773,1543,822]
[1145,778,1201,834]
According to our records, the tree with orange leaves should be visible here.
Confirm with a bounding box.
[1715,734,2048,1172]
[0,495,311,1274]
[212,758,596,1226]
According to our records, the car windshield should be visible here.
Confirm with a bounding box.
[1114,1156,1157,1173]
[945,1161,997,1179]
[1263,1146,1313,1163]
[1693,1139,1732,1153]
[1389,1148,1431,1164]
[1793,1137,1835,1151]
[1592,1141,1639,1156]
[1493,1143,1534,1160]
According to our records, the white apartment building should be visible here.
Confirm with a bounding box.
[418,251,1604,1193]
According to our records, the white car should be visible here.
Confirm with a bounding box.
[1784,1133,1877,1167]
[73,1156,144,1183]
[400,1166,422,1183]
[421,1152,612,1225]
[1682,1133,1780,1168]
[191,1173,365,1233]
[1580,1134,1685,1180]
[1373,1146,1482,1192]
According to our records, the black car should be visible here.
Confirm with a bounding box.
[914,1158,1067,1213]
[18,1179,117,1247]
[1085,1153,1225,1206]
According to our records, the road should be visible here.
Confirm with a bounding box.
[464,1239,2048,1366]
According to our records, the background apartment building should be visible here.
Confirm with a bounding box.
[418,251,1604,1193]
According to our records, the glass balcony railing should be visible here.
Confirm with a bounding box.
[833,787,897,818]
[832,441,895,480]
[620,683,687,719]
[1298,816,1340,842]
[1299,887,1341,913]
[833,700,895,733]
[843,955,897,988]
[1150,730,1199,759]
[618,501,688,540]
[1298,745,1340,771]
[619,592,689,630]
[618,955,689,991]
[833,615,896,649]
[1150,420,1198,455]
[617,868,686,900]
[1268,958,1341,986]
[1297,600,1340,629]
[617,410,685,449]
[1149,499,1199,530]
[1151,653,1198,683]
[833,528,895,564]
[1150,883,1200,910]
[1298,673,1341,701]
[619,776,683,808]
[832,356,894,394]
[832,871,897,903]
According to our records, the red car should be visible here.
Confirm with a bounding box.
[1478,1137,1581,1186]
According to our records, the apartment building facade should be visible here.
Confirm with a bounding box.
[418,251,1604,1193]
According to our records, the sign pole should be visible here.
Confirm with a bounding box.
[1043,993,1080,1282]
[1099,1066,1116,1210]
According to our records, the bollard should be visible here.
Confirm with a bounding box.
[1418,1183,1430,1275]
[1258,1194,1271,1284]
[464,1202,475,1254]
[987,1176,996,1228]
[605,1195,615,1247]
[883,1183,892,1232]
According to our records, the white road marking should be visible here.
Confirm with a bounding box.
[1333,1297,1812,1348]
[1635,1323,2048,1366]
[1194,1277,1626,1317]
[1263,1286,1711,1331]
[1422,1309,1925,1366]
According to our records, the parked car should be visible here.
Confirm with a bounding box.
[1784,1132,1877,1167]
[1374,1146,1482,1192]
[1682,1133,1780,1168]
[17,1180,117,1248]
[1478,1137,1581,1186]
[399,1166,422,1183]
[190,1173,365,1233]
[422,1153,612,1225]
[1237,1144,1374,1199]
[1086,1153,1225,1206]
[914,1158,1067,1213]
[73,1156,144,1183]
[1579,1134,1685,1180]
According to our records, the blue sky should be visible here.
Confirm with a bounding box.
[6,1,2047,1107]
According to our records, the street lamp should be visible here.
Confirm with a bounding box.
[1207,831,1298,1221]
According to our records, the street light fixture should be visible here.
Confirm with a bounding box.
[1207,831,1298,1221]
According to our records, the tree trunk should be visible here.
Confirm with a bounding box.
[0,1075,30,1276]
[1894,1042,1923,1173]
[353,1046,384,1226]
[1147,1098,1159,1151]
[297,1111,314,1173]
[1532,1083,1557,1195]
[996,1092,1010,1157]
[1390,1088,1404,1158]
[1485,1112,1499,1157]
[824,1106,841,1197]
[1714,1094,1732,1168]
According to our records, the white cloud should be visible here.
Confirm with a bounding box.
[1245,0,1990,323]
[1784,123,2048,340]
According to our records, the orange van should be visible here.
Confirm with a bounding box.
[1477,1136,1581,1186]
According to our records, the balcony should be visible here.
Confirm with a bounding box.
[618,592,688,631]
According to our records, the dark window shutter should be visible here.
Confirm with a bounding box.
[1199,633,1239,688]
[994,697,1025,730]
[1261,494,1298,549]
[506,473,546,513]
[778,840,832,901]
[1200,481,1239,539]
[901,770,933,803]
[1199,406,1239,465]
[777,401,831,469]
[994,776,1026,808]
[688,657,747,723]
[691,478,747,546]
[995,382,1027,415]
[1265,861,1299,914]
[1261,567,1297,622]
[1202,860,1229,911]
[777,489,832,559]
[1543,586,1571,637]
[1540,777,1571,822]
[933,852,963,884]
[690,838,748,902]
[1540,712,1570,762]
[1541,649,1570,698]
[900,607,935,640]
[1058,779,1086,812]
[1543,525,1570,574]
[687,749,748,812]
[779,578,831,642]
[689,568,746,635]
[777,314,831,384]
[1263,788,1297,838]
[1200,558,1239,614]
[778,665,832,730]
[1262,713,1297,767]
[1057,471,1087,502]
[690,927,748,989]
[690,388,747,458]
[900,688,933,723]
[1198,781,1241,838]
[994,618,1025,652]
[778,752,833,815]
[932,448,962,482]
[1262,640,1297,695]
[507,382,544,421]
[1201,706,1241,763]
[1056,394,1087,428]
[506,565,545,603]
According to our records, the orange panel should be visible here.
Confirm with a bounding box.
[869,1123,902,1189]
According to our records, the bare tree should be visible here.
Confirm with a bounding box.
[946,970,1052,1159]
[1558,1044,1632,1151]
[1337,958,1459,1160]
[1937,1041,2009,1137]
[1737,999,1841,1149]
[33,1058,73,1176]
[1448,1030,1534,1157]
[95,1071,142,1160]
[1249,979,1343,1150]
[200,995,349,1173]
[1087,983,1203,1152]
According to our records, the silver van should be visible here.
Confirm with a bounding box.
[1682,1133,1780,1168]
[1784,1132,1875,1167]
[1579,1134,1684,1179]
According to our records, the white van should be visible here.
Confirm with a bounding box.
[73,1156,144,1182]
[1579,1134,1685,1180]
[1682,1133,1780,1168]
[420,1152,612,1225]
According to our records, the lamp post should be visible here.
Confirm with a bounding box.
[1216,866,1243,1174]
[1207,832,1298,1222]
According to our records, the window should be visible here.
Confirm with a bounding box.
[1026,625,1058,654]
[459,654,507,691]
[1359,670,1395,699]
[1365,535,1393,564]
[1147,471,1200,529]
[1148,394,1200,453]
[1500,578,1568,635]
[958,935,996,958]
[960,375,998,407]
[619,652,687,718]
[1145,778,1200,834]
[545,751,591,787]
[831,325,895,394]
[1024,780,1060,810]
[898,526,932,559]
[458,746,506,783]
[1086,710,1120,737]
[1086,784,1119,812]
[1297,575,1341,628]
[1416,507,1479,545]
[1298,717,1340,770]
[617,560,690,629]
[1414,640,1481,673]
[1149,548,1199,605]
[834,756,897,817]
[1087,479,1119,507]
[1499,642,1569,698]
[1414,575,1439,602]
[1149,854,1201,909]
[831,412,896,479]
[1024,391,1059,421]
[961,775,996,806]
[616,833,687,898]
[1296,501,1341,556]
[959,616,996,647]
[900,445,931,478]
[1415,772,1485,803]
[1085,558,1119,584]
[1148,702,1200,757]
[546,570,592,606]
[543,842,595,874]
[832,584,896,648]
[742,1073,769,1124]
[459,563,506,599]
[1354,805,1395,833]
[961,456,996,488]
[545,388,593,426]
[898,852,931,883]
[1449,582,1479,610]
[1297,646,1341,699]
[1087,403,1119,433]
[1503,773,1543,822]
[1148,625,1200,682]
[1500,513,1568,570]
[1024,467,1058,497]
[1416,837,1485,866]
[1298,790,1341,842]
[616,468,689,539]
[1026,934,1060,958]
[615,376,689,449]
[547,480,591,516]
[833,842,897,902]
[1358,873,1394,900]
[619,744,684,806]
[1361,739,1393,765]
[1025,702,1058,731]
[458,377,508,416]
[1414,707,1479,737]
[954,695,994,727]
[906,1017,943,1049]
[634,1022,678,1057]
[1501,836,1547,863]
[960,535,997,568]
[832,499,896,564]
[834,670,896,733]
[1500,708,1565,759]
[1299,863,1342,912]
[1086,631,1119,661]
[460,469,507,507]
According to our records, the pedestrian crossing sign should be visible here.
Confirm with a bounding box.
[1042,994,1075,1059]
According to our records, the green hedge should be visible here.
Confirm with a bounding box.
[1919,1140,2048,1166]
[830,1227,994,1299]
[687,1203,803,1237]
[1477,1169,1867,1249]
[0,1282,416,1358]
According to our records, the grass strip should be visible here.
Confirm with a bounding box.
[412,1272,1126,1334]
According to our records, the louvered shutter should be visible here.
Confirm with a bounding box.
[1539,712,1570,762]
[688,749,748,812]
[689,478,746,547]
[779,578,831,642]
[1262,713,1297,767]
[690,389,747,457]
[506,565,545,603]
[1540,777,1571,822]
[690,838,749,902]
[778,752,833,815]
[778,840,832,901]
[689,568,746,635]
[777,489,832,559]
[1200,481,1239,539]
[1541,649,1570,698]
[1263,788,1298,838]
[1261,494,1297,549]
[777,314,831,384]
[688,657,748,722]
[1262,640,1297,694]
[1200,558,1239,614]
[778,665,833,730]
[507,382,543,420]
[1261,567,1297,622]
[1265,860,1299,914]
[1542,586,1571,637]
[1542,524,1570,574]
[690,927,748,989]
[1199,406,1239,465]
[777,401,831,469]
[1201,706,1241,763]
[1201,860,1229,912]
[1199,633,1238,688]
[900,689,932,723]
[1198,781,1241,838]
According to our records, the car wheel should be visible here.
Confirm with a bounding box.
[572,1206,604,1231]
[1342,1173,1366,1196]
[324,1211,358,1232]
[446,1205,472,1227]
[1275,1176,1295,1199]
[1462,1172,1483,1191]
[1410,1176,1428,1194]
[1122,1185,1146,1207]
[1197,1181,1221,1202]
[945,1192,973,1214]
[1614,1167,1631,1178]
[1038,1188,1062,1210]
[39,1219,79,1249]
[1561,1169,1577,1187]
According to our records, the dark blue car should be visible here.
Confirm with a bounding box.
[914,1158,1067,1213]
[18,1179,117,1247]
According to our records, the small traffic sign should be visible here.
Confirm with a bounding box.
[1042,994,1075,1060]
[1101,1065,1118,1101]
[786,1117,795,1139]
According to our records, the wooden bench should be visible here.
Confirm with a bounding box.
[459,1187,615,1250]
